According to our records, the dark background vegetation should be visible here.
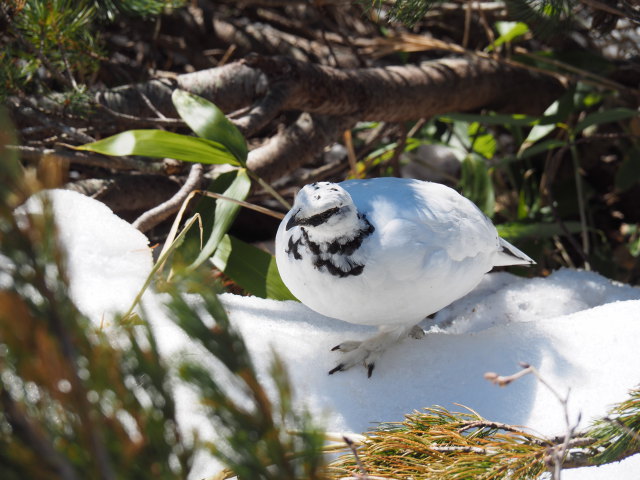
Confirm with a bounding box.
[1,1,640,479]
[3,0,640,285]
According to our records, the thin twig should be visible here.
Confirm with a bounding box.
[406,118,427,139]
[138,90,168,119]
[94,92,186,127]
[388,124,408,177]
[57,41,80,91]
[11,145,166,174]
[14,98,95,144]
[485,362,581,479]
[247,169,291,210]
[579,0,629,18]
[458,420,524,434]
[462,0,473,49]
[340,435,388,480]
[568,137,591,270]
[199,190,285,220]
[132,163,205,232]
[344,129,359,178]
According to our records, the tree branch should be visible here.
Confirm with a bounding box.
[132,163,205,232]
[246,113,357,183]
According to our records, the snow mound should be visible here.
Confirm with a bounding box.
[432,269,640,333]
[18,189,640,479]
[17,189,153,323]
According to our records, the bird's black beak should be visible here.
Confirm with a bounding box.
[286,209,302,231]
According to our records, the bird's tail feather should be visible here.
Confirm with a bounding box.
[494,238,536,266]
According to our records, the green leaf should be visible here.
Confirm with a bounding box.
[439,112,540,127]
[488,21,529,51]
[188,169,251,271]
[497,221,583,241]
[212,235,297,301]
[575,108,639,133]
[522,123,558,145]
[516,139,566,160]
[171,89,248,164]
[459,154,495,217]
[77,129,240,165]
[468,123,496,159]
[520,99,564,150]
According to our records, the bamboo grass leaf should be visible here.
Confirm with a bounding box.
[212,234,297,301]
[171,89,248,165]
[188,168,251,271]
[76,129,241,165]
[575,108,639,133]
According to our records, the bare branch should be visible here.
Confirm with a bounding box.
[12,145,166,174]
[246,113,357,183]
[132,163,205,232]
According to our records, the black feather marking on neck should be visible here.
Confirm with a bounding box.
[286,214,375,278]
[286,235,303,260]
[326,213,374,256]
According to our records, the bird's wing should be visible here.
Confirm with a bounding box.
[345,178,501,281]
[408,181,501,262]
[371,217,443,281]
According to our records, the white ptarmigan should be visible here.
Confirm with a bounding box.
[275,177,534,377]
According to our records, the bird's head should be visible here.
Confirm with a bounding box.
[285,182,360,241]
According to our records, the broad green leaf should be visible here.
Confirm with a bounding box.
[497,221,583,241]
[575,108,639,133]
[488,22,529,51]
[520,100,563,151]
[171,89,248,164]
[517,139,566,160]
[212,235,297,301]
[522,123,557,146]
[189,169,251,271]
[468,123,496,159]
[77,129,240,165]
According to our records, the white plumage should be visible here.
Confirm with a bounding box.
[275,177,534,376]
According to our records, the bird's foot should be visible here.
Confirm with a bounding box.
[329,324,422,377]
[409,325,425,339]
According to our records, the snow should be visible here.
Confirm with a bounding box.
[22,189,640,479]
[17,189,153,324]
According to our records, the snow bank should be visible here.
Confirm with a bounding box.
[17,189,153,323]
[23,189,640,479]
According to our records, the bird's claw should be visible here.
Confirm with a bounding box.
[328,363,344,375]
[329,341,382,377]
[328,360,376,377]
[331,340,361,352]
[329,324,422,378]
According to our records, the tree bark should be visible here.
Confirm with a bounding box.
[91,54,563,125]
[10,53,565,198]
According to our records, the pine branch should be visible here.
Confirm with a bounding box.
[328,366,640,479]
